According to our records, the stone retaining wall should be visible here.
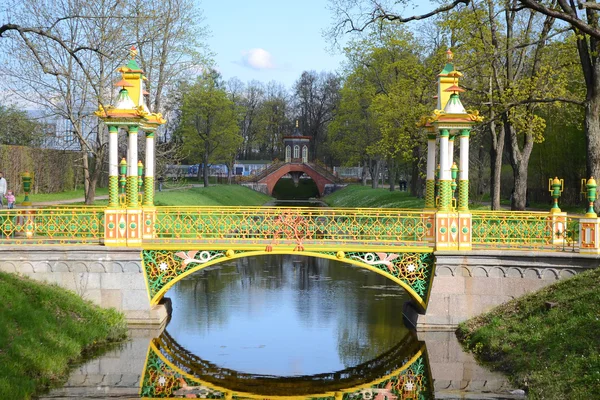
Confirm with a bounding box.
[0,246,167,325]
[418,250,600,330]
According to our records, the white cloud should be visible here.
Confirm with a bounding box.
[240,48,276,70]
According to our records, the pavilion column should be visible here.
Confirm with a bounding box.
[108,125,119,207]
[438,129,452,211]
[144,132,155,206]
[127,125,139,207]
[458,129,470,211]
[447,133,455,172]
[425,133,437,209]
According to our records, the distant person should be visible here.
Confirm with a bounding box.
[4,190,15,209]
[0,172,6,208]
[158,176,164,192]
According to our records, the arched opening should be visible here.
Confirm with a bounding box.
[302,145,308,163]
[272,175,319,199]
[285,145,291,162]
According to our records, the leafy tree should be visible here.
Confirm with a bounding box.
[294,71,341,162]
[0,104,42,146]
[179,71,240,186]
[330,23,434,192]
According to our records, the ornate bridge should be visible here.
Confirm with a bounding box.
[0,205,588,318]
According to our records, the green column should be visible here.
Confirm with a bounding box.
[458,129,470,211]
[425,133,436,209]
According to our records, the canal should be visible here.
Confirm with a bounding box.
[42,254,524,399]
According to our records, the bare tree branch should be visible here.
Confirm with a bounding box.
[519,0,600,38]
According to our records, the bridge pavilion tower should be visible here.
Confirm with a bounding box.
[95,46,166,246]
[284,120,310,163]
[421,50,483,250]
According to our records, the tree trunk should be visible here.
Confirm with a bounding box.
[370,159,382,189]
[489,124,505,210]
[586,95,600,212]
[203,147,209,187]
[505,114,534,211]
[361,162,368,186]
[83,150,90,202]
[388,158,396,191]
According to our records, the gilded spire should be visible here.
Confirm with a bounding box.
[446,48,453,62]
[130,46,138,60]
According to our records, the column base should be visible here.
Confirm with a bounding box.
[435,212,472,251]
[125,208,143,246]
[104,209,128,246]
[142,207,157,240]
[580,217,600,254]
[548,211,568,246]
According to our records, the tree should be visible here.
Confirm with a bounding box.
[516,0,600,211]
[294,71,341,162]
[179,71,240,186]
[330,23,435,191]
[255,81,291,160]
[0,103,42,146]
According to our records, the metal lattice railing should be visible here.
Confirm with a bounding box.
[471,211,580,251]
[0,207,105,245]
[148,207,435,248]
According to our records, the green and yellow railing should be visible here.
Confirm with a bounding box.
[0,206,585,252]
[0,207,105,245]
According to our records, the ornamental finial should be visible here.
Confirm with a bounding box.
[130,46,138,60]
[446,48,453,62]
[296,119,299,128]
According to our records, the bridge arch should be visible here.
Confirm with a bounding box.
[258,164,335,197]
[142,249,434,312]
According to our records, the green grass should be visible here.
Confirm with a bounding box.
[20,187,109,203]
[323,184,425,208]
[154,185,272,206]
[0,272,127,399]
[457,267,600,399]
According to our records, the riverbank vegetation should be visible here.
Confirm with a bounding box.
[0,272,127,399]
[457,267,600,399]
[324,185,425,208]
[155,185,271,206]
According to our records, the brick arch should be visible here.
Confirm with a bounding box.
[258,164,335,197]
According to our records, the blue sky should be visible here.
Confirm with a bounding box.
[201,0,345,90]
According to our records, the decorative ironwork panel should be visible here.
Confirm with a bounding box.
[0,207,104,245]
[471,211,579,250]
[142,249,435,311]
[325,251,435,300]
[149,207,434,248]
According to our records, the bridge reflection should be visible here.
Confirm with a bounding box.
[140,330,433,399]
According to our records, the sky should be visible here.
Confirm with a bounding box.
[200,0,346,90]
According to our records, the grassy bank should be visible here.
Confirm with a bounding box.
[0,272,127,399]
[323,185,424,208]
[457,267,600,399]
[154,185,271,206]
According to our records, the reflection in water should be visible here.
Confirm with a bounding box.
[140,329,433,398]
[166,255,410,375]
